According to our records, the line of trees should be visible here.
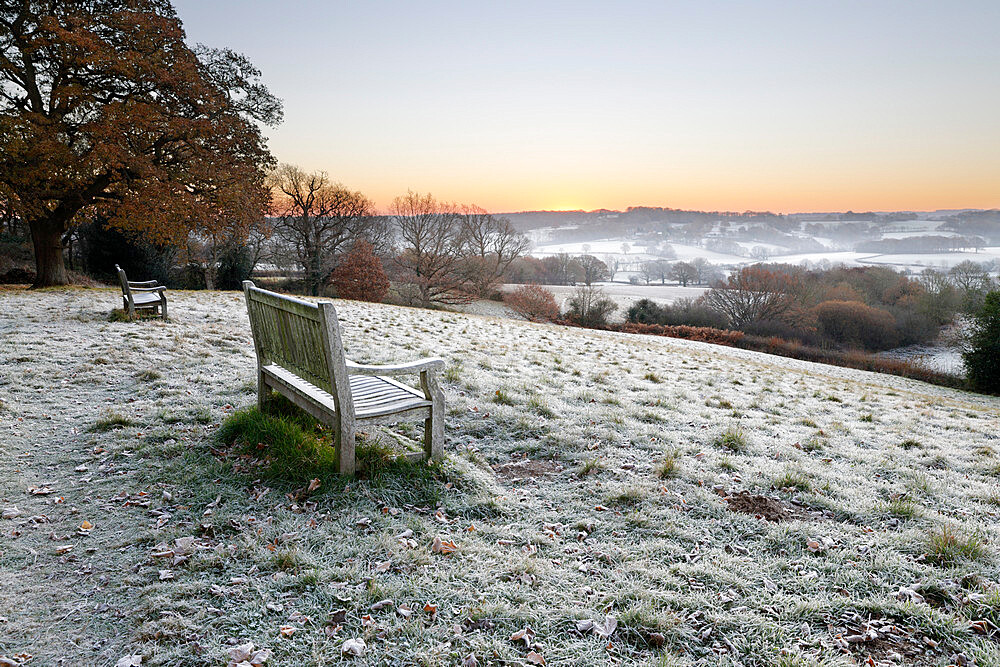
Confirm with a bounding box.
[628,263,999,353]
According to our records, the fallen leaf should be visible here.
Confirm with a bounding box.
[1,507,19,520]
[158,569,173,580]
[279,625,295,637]
[55,544,74,554]
[510,626,535,645]
[423,602,438,614]
[370,599,393,611]
[341,638,366,657]
[80,520,93,530]
[431,536,457,554]
[115,655,142,667]
[526,651,545,665]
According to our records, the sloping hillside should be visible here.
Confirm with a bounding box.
[1,287,999,666]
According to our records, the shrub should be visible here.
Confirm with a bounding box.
[565,285,617,327]
[811,300,899,350]
[626,297,728,329]
[505,284,559,322]
[330,240,390,302]
[215,241,255,290]
[964,291,1000,393]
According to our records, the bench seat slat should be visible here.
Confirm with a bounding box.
[262,364,432,421]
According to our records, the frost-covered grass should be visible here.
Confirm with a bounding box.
[2,286,1000,666]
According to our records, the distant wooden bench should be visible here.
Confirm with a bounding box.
[242,281,445,474]
[116,264,168,319]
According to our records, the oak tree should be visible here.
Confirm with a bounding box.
[0,0,281,286]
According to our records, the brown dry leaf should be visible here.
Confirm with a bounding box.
[397,604,412,619]
[431,536,457,555]
[423,602,438,614]
[80,520,93,530]
[341,638,366,657]
[526,651,545,665]
[278,625,295,637]
[510,626,535,645]
[307,478,320,492]
[370,599,393,611]
[374,560,391,573]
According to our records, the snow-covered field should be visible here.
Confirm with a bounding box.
[530,237,1000,275]
[2,287,1000,666]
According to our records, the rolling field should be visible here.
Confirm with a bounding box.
[1,287,1000,666]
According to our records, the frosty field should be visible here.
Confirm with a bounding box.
[2,287,1000,666]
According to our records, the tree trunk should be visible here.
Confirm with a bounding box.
[29,218,68,287]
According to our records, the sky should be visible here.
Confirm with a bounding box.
[173,0,1000,214]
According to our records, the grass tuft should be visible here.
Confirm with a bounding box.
[773,468,811,492]
[926,525,988,565]
[713,426,747,452]
[655,451,680,479]
[88,412,136,432]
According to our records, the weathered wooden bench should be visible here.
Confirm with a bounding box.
[116,264,168,319]
[242,281,445,474]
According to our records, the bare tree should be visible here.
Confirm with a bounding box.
[668,261,698,286]
[269,164,374,296]
[638,261,657,285]
[390,191,467,305]
[602,254,620,282]
[576,254,609,285]
[457,206,529,297]
[701,265,803,328]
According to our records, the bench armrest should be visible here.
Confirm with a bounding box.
[130,286,166,293]
[346,357,445,377]
[128,280,160,287]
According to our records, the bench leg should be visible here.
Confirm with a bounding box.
[338,422,356,475]
[421,370,445,462]
[257,369,268,412]
[160,297,167,320]
[126,298,135,319]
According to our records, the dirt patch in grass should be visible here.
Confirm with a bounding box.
[492,457,563,481]
[832,613,947,665]
[725,491,793,522]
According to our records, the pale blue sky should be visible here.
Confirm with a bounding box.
[174,1,1000,212]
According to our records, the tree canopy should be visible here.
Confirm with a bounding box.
[0,0,281,286]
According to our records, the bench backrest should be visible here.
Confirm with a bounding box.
[115,264,131,300]
[242,281,353,411]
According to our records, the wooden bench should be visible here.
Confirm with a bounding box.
[242,281,445,474]
[116,264,168,319]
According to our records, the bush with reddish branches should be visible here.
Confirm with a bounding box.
[330,241,390,302]
[505,284,559,322]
